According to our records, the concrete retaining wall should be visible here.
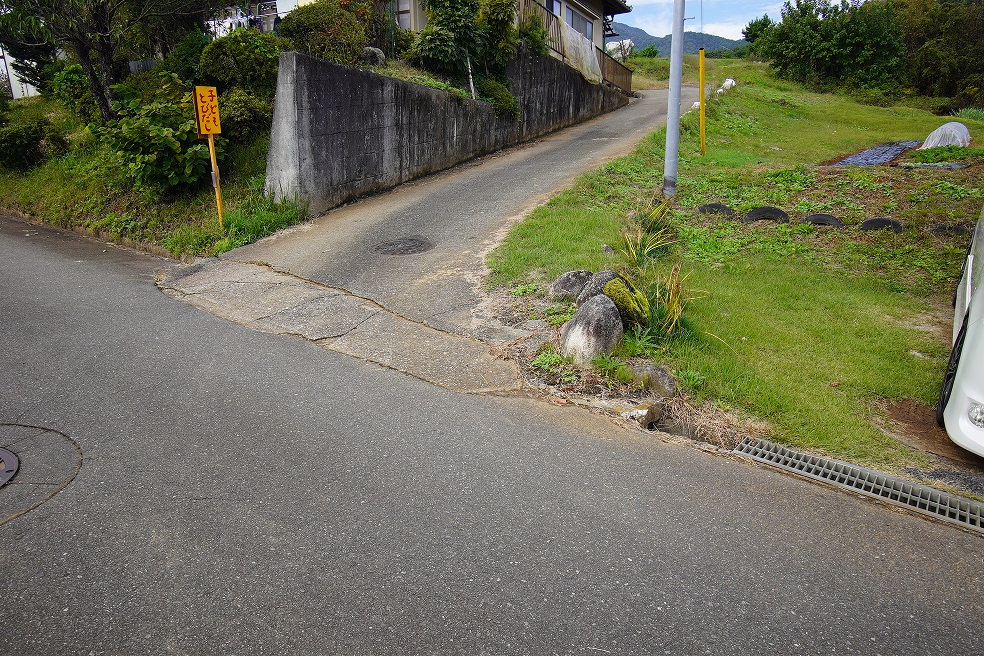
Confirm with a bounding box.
[265,47,629,215]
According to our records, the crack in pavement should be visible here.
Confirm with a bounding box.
[157,258,522,393]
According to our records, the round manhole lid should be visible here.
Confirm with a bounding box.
[371,236,434,256]
[0,447,18,487]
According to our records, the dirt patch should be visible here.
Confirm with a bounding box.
[883,398,984,471]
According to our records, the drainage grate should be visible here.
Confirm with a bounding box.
[371,236,434,256]
[0,447,18,488]
[734,438,983,533]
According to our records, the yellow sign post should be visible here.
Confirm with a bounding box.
[194,86,224,229]
[698,48,706,156]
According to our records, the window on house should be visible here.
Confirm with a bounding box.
[565,6,593,41]
[396,0,412,29]
[547,0,561,16]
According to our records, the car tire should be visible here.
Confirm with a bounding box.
[937,313,969,427]
[743,206,789,223]
[803,213,844,229]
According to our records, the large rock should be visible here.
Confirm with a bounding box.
[576,270,620,306]
[602,277,650,327]
[361,47,385,66]
[559,295,624,365]
[550,270,593,301]
[630,365,679,397]
[919,121,971,149]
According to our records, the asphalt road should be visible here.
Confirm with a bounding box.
[230,88,702,339]
[1,219,982,654]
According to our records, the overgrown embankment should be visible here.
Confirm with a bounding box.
[488,59,984,473]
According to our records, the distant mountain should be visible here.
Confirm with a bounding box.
[607,22,747,55]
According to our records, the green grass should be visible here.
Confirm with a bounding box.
[0,98,303,258]
[488,58,981,471]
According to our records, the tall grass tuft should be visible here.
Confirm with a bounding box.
[952,107,984,121]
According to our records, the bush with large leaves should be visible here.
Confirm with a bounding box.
[98,78,220,191]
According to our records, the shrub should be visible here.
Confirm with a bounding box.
[475,78,519,120]
[479,0,519,71]
[199,28,290,93]
[116,70,186,105]
[277,0,369,66]
[635,44,659,58]
[517,9,550,56]
[97,93,219,190]
[0,120,46,171]
[52,64,99,122]
[161,31,212,84]
[218,88,274,141]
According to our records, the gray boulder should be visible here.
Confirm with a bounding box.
[576,270,620,306]
[630,365,679,397]
[550,270,593,301]
[919,121,971,149]
[559,295,624,365]
[361,47,385,66]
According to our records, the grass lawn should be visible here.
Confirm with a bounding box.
[488,59,984,472]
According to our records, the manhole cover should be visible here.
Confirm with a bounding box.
[0,447,18,487]
[371,236,434,255]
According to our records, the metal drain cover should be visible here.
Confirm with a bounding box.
[734,438,983,533]
[371,236,434,255]
[0,448,18,487]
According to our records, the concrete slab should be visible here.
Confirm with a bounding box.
[326,312,521,393]
[159,259,522,393]
[251,294,381,340]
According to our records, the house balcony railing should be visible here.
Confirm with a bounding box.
[518,0,632,94]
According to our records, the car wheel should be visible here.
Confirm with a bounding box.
[937,313,969,427]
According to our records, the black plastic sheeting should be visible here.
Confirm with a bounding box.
[834,140,921,166]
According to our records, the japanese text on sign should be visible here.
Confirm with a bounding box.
[194,86,221,135]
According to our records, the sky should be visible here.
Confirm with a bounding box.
[617,1,785,41]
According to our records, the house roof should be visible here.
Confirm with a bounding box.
[602,0,631,16]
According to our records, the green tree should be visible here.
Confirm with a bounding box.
[742,14,774,44]
[757,0,904,90]
[0,0,218,122]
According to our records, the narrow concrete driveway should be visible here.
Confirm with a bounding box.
[228,88,699,339]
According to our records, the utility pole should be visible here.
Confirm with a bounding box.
[663,0,686,196]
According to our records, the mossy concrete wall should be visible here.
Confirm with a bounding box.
[265,47,629,215]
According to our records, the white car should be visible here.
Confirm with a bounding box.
[938,206,984,457]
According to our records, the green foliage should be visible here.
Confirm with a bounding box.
[199,28,290,93]
[635,44,659,58]
[160,30,212,84]
[217,88,274,141]
[509,282,538,296]
[475,78,519,120]
[517,9,550,56]
[617,226,675,270]
[213,186,305,254]
[544,303,576,326]
[742,14,774,44]
[116,70,186,105]
[531,351,564,370]
[276,0,370,66]
[51,64,99,122]
[0,120,47,171]
[896,0,984,104]
[97,92,217,190]
[909,146,984,164]
[531,347,580,384]
[757,0,904,90]
[411,0,481,77]
[952,108,984,121]
[478,0,519,71]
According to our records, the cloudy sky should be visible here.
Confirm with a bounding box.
[618,1,786,41]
